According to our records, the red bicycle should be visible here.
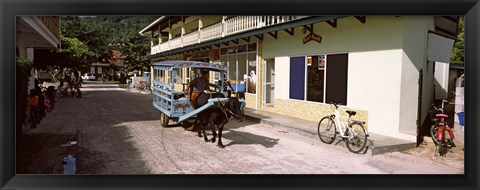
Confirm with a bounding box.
[430,99,455,157]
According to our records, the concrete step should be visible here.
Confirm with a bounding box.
[244,108,416,155]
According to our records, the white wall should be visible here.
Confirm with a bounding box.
[400,17,436,139]
[348,50,403,137]
[274,56,290,100]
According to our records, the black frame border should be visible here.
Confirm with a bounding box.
[1,0,479,189]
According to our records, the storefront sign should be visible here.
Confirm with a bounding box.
[303,32,322,44]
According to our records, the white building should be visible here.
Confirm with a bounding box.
[140,16,459,142]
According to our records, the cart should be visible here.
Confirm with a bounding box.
[152,60,233,127]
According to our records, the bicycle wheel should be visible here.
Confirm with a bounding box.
[317,116,336,144]
[430,125,439,145]
[345,121,368,154]
[439,140,448,157]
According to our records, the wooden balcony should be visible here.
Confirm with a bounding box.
[150,16,308,55]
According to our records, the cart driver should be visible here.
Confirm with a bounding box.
[187,70,211,109]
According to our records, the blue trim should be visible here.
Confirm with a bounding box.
[289,56,305,100]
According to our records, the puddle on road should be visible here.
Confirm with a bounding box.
[63,154,77,174]
[61,140,77,174]
[61,141,77,147]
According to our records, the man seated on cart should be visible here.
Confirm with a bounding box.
[186,70,211,109]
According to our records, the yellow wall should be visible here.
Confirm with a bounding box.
[274,99,369,128]
[245,93,256,109]
[171,27,181,38]
[184,19,199,33]
[201,16,222,28]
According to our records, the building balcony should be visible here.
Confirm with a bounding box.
[150,16,308,55]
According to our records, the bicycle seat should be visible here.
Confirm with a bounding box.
[346,110,356,116]
[436,114,448,118]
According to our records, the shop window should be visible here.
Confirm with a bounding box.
[220,42,258,93]
[228,46,237,54]
[228,55,237,87]
[248,43,257,52]
[306,55,325,103]
[238,54,247,92]
[237,44,247,53]
[220,56,228,66]
[290,53,348,105]
[325,53,348,105]
[246,53,257,94]
[221,48,228,55]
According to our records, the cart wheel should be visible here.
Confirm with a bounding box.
[160,112,169,127]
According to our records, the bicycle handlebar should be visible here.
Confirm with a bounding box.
[432,104,443,113]
[329,102,339,109]
[432,99,448,113]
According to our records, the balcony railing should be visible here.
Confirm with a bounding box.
[183,31,199,46]
[160,43,169,52]
[225,16,259,35]
[200,22,222,41]
[151,16,307,55]
[170,37,182,49]
[152,45,161,55]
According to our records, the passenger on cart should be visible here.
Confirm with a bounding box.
[218,73,235,97]
[186,70,211,109]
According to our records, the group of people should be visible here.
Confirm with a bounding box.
[26,70,82,128]
[27,79,56,128]
[65,70,82,98]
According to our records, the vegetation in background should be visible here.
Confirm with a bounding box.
[450,16,464,65]
[60,16,158,74]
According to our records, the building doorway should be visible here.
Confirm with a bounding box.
[263,58,275,106]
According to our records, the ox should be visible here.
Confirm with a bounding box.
[194,92,244,148]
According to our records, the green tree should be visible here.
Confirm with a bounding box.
[450,16,464,65]
[34,35,96,81]
[60,16,158,76]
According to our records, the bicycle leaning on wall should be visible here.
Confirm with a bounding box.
[430,99,455,157]
[317,102,369,154]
